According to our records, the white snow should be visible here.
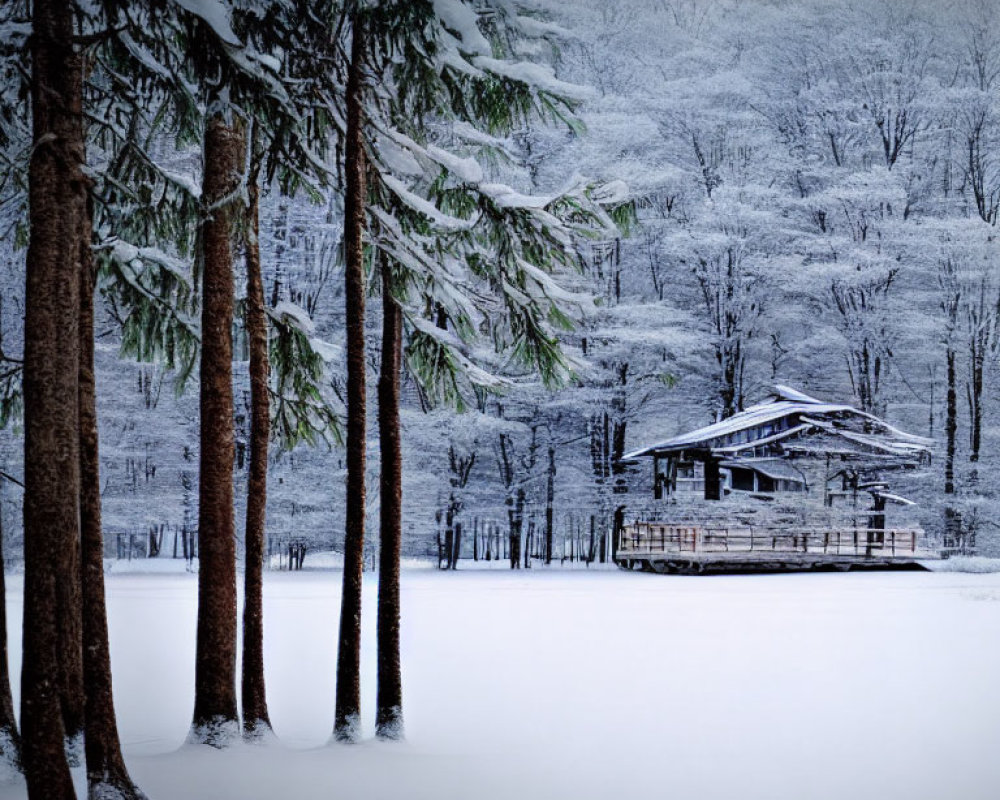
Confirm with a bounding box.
[271,301,316,336]
[159,167,203,200]
[375,139,425,178]
[450,121,509,150]
[588,178,630,205]
[478,183,552,209]
[2,568,1000,799]
[472,57,596,101]
[433,0,493,56]
[514,15,572,40]
[926,556,1000,573]
[171,0,241,47]
[381,174,477,232]
[425,144,485,185]
[306,337,339,364]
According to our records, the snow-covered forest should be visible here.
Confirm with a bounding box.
[7,0,1000,566]
[3,0,1000,798]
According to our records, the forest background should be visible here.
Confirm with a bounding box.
[3,0,999,569]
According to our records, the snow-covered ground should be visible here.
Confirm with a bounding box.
[2,566,1000,799]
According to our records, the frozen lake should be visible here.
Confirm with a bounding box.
[2,566,999,799]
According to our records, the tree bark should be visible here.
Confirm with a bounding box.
[80,196,147,798]
[334,12,368,744]
[21,0,83,794]
[191,112,242,747]
[242,164,273,741]
[376,257,403,740]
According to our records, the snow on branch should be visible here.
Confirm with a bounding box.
[471,56,595,102]
[381,173,479,231]
[171,0,241,47]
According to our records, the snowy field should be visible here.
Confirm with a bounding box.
[2,565,1000,799]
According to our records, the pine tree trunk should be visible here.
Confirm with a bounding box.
[0,475,19,773]
[21,0,83,793]
[191,112,242,747]
[242,167,273,742]
[79,197,147,799]
[58,527,84,765]
[376,257,403,740]
[334,12,368,744]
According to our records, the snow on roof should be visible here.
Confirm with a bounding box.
[801,417,931,458]
[714,423,813,454]
[720,459,807,483]
[873,491,916,506]
[622,393,854,460]
[770,385,825,404]
[621,385,931,462]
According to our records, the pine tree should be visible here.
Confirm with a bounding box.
[79,189,147,798]
[376,252,403,739]
[333,7,368,743]
[339,0,625,738]
[5,2,159,793]
[241,146,273,742]
[80,0,344,747]
[21,0,85,794]
[191,109,243,747]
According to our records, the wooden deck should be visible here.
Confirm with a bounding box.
[616,521,935,574]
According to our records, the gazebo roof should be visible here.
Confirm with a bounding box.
[621,386,932,463]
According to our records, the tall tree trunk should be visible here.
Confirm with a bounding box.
[443,504,455,570]
[509,489,524,570]
[79,197,147,798]
[968,336,984,466]
[21,0,83,793]
[242,165,273,741]
[944,346,962,548]
[191,112,242,747]
[376,258,403,740]
[945,347,957,496]
[334,12,368,743]
[0,473,20,774]
[545,447,555,565]
[58,521,84,765]
[59,528,85,764]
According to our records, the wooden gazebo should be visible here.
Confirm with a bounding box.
[615,386,937,573]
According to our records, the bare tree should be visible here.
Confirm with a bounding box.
[831,268,897,416]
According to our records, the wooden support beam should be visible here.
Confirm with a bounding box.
[704,459,722,501]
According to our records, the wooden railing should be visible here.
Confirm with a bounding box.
[619,522,923,558]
